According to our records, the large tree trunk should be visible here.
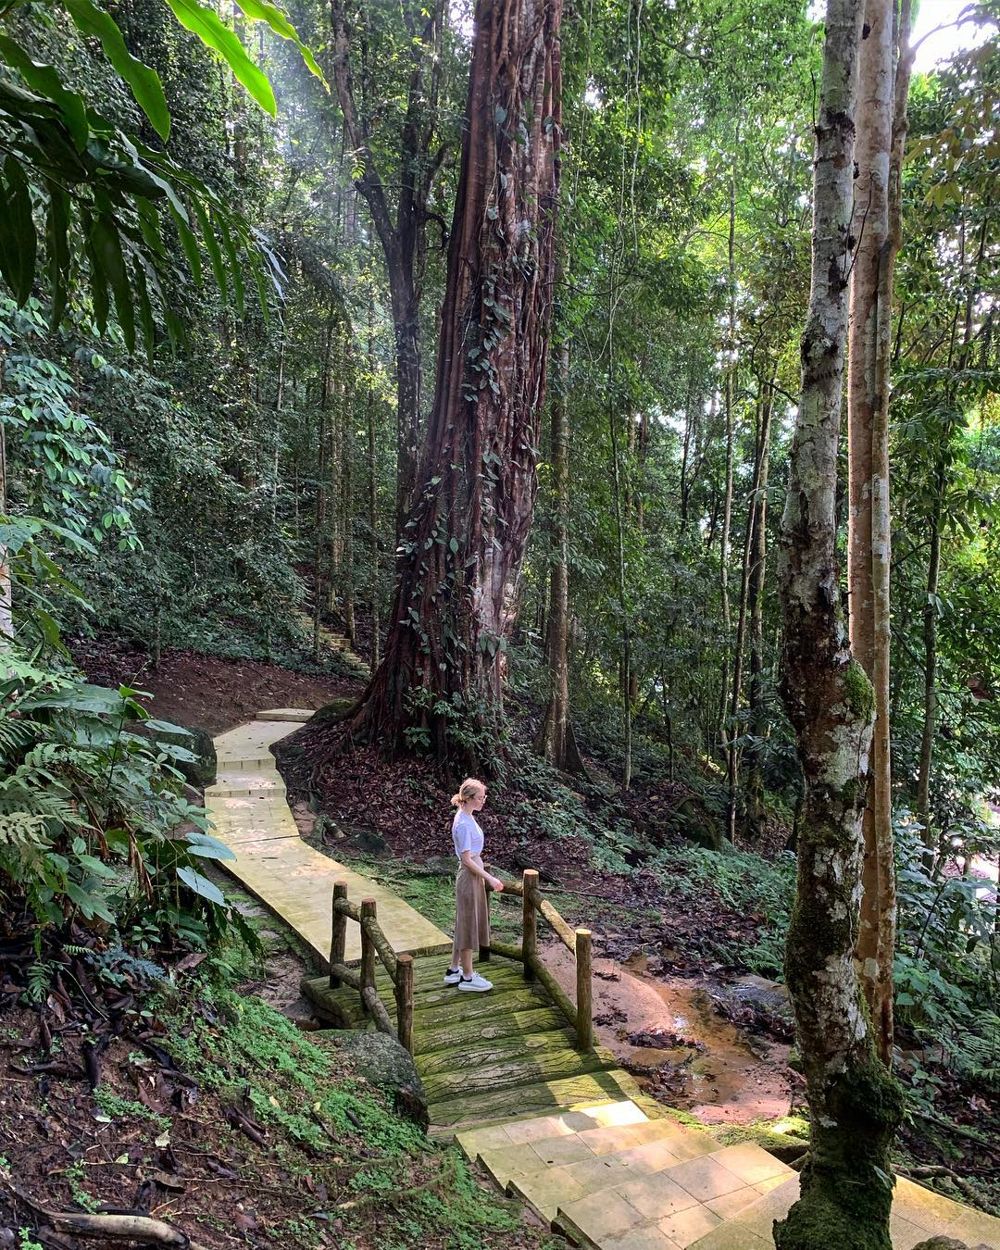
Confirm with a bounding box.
[848,0,897,1066]
[537,337,585,773]
[340,0,562,764]
[774,2,904,1247]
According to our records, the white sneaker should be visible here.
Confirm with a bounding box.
[443,967,463,985]
[457,972,493,992]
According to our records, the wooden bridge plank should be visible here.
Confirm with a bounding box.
[413,1007,567,1055]
[427,1067,643,1130]
[419,1045,612,1104]
[415,1027,580,1079]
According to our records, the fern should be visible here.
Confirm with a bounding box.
[0,811,49,847]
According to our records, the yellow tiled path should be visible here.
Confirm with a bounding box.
[205,709,451,964]
[458,1107,1000,1249]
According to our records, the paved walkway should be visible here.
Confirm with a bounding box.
[205,709,451,964]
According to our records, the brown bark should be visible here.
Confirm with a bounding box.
[537,337,585,773]
[329,0,447,532]
[848,0,896,1064]
[774,1,904,1245]
[340,0,563,765]
[746,375,775,830]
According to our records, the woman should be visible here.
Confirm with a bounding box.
[443,778,504,992]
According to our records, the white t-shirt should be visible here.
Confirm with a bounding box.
[452,809,484,859]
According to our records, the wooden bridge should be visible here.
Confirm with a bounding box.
[209,709,1000,1250]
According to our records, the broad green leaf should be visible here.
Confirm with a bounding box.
[63,0,170,141]
[45,182,71,330]
[164,0,276,116]
[176,865,226,906]
[92,213,135,353]
[191,195,228,303]
[168,202,203,286]
[0,36,90,151]
[133,261,156,363]
[0,157,37,305]
[83,211,110,332]
[217,214,244,315]
[233,0,326,85]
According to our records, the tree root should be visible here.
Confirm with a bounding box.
[7,1181,208,1249]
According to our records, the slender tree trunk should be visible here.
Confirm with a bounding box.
[329,0,446,533]
[342,333,356,646]
[313,319,336,665]
[746,375,775,831]
[366,315,381,670]
[0,410,11,640]
[537,336,585,773]
[717,174,736,756]
[916,508,941,828]
[848,0,896,1064]
[774,3,904,1245]
[339,0,563,765]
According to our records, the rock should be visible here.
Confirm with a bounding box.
[309,697,358,726]
[911,1239,993,1250]
[711,975,796,1041]
[340,825,387,854]
[139,721,217,788]
[318,1030,428,1131]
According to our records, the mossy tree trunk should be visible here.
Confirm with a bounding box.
[339,0,563,765]
[775,1,904,1247]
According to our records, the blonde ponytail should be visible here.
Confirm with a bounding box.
[451,778,485,807]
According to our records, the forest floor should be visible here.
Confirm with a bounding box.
[0,882,558,1250]
[72,636,359,735]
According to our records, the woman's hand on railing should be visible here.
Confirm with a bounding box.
[487,875,504,892]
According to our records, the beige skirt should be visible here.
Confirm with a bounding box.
[452,854,491,960]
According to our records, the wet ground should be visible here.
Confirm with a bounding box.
[541,941,794,1125]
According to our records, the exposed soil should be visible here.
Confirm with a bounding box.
[72,635,363,735]
[541,941,796,1126]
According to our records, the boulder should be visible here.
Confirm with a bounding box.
[139,721,217,788]
[309,697,358,726]
[319,1029,428,1131]
[911,1239,993,1250]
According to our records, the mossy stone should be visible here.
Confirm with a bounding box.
[317,1028,429,1130]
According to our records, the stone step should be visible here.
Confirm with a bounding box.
[552,1143,794,1249]
[256,707,313,722]
[206,773,287,797]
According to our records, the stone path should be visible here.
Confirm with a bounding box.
[458,1102,1000,1249]
[205,709,451,964]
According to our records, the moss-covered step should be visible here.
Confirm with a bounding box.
[415,1027,581,1079]
[419,1043,613,1104]
[414,1007,568,1055]
[428,1067,647,1131]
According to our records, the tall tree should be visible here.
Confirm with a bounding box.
[536,336,586,773]
[847,0,897,1064]
[339,0,563,762]
[328,0,448,532]
[775,0,904,1245]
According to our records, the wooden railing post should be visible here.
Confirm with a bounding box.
[522,869,539,981]
[359,897,377,1008]
[395,953,414,1054]
[575,927,593,1050]
[329,881,348,987]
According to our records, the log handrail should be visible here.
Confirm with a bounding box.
[328,883,413,1053]
[496,868,594,1049]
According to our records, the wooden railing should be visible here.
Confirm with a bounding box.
[327,881,415,1053]
[490,868,593,1050]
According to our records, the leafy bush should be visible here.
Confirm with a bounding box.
[0,645,247,949]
